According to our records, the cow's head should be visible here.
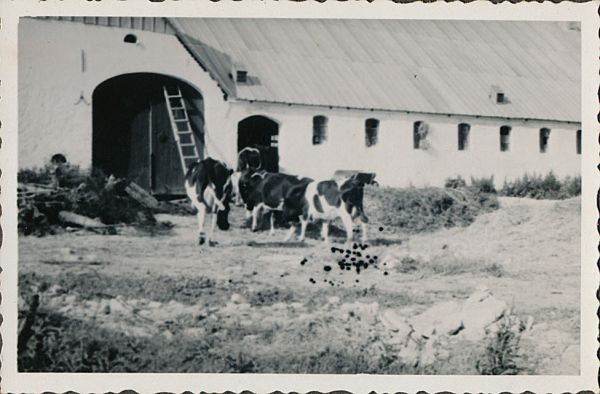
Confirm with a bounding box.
[237,169,265,211]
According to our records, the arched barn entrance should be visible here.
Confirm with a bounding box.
[237,115,279,172]
[92,73,205,195]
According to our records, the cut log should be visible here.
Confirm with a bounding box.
[58,211,106,228]
[125,182,160,210]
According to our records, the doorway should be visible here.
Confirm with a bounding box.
[92,73,204,195]
[237,115,279,172]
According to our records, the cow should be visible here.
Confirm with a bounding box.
[184,157,234,246]
[282,174,372,245]
[237,144,277,172]
[238,169,313,236]
[232,145,273,207]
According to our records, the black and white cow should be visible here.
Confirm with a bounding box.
[282,174,372,244]
[185,157,234,246]
[238,170,313,236]
[232,145,272,207]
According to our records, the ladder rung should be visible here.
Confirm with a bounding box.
[182,156,198,159]
[166,94,183,99]
[179,143,195,147]
[171,106,185,110]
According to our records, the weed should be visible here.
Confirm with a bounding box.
[475,318,524,375]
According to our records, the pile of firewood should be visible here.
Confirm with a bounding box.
[18,175,165,236]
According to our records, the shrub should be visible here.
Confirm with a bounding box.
[470,176,496,194]
[500,172,581,199]
[444,176,467,189]
[364,185,499,233]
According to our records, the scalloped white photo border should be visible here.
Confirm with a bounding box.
[0,1,597,392]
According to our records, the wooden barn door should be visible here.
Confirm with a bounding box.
[93,74,204,196]
[150,98,184,195]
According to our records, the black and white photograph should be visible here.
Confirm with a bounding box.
[1,1,598,392]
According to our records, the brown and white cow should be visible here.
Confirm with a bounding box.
[184,157,233,246]
[282,174,372,244]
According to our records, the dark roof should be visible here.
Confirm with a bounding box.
[169,18,580,123]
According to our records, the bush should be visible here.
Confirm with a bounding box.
[444,176,467,189]
[500,172,581,199]
[470,176,496,194]
[364,185,499,233]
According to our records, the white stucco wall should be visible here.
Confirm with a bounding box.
[227,102,581,187]
[19,18,581,188]
[18,18,234,170]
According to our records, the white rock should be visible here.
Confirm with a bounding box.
[410,301,463,338]
[380,309,413,344]
[108,298,127,314]
[327,296,340,305]
[419,335,440,366]
[460,293,507,341]
[230,293,245,304]
[381,252,401,269]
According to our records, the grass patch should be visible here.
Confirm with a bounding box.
[392,255,506,278]
[364,185,498,233]
[500,172,580,200]
[20,271,223,305]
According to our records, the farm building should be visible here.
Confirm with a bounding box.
[18,17,581,194]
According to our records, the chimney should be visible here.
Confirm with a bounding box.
[490,85,506,104]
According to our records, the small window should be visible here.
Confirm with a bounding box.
[365,118,379,147]
[123,34,137,43]
[500,125,511,152]
[414,121,428,149]
[539,128,551,153]
[270,134,279,148]
[458,123,470,151]
[313,116,328,145]
[236,70,247,84]
[576,129,582,154]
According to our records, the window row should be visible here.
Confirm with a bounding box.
[311,116,582,154]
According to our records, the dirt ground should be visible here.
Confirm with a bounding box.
[18,196,580,374]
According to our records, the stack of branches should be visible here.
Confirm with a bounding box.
[18,167,164,236]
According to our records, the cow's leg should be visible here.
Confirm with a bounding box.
[251,205,261,232]
[321,221,330,243]
[195,203,206,245]
[360,220,368,244]
[298,217,308,242]
[284,224,296,242]
[207,211,218,246]
[339,209,354,247]
[269,211,276,236]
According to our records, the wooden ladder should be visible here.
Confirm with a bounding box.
[163,85,200,174]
